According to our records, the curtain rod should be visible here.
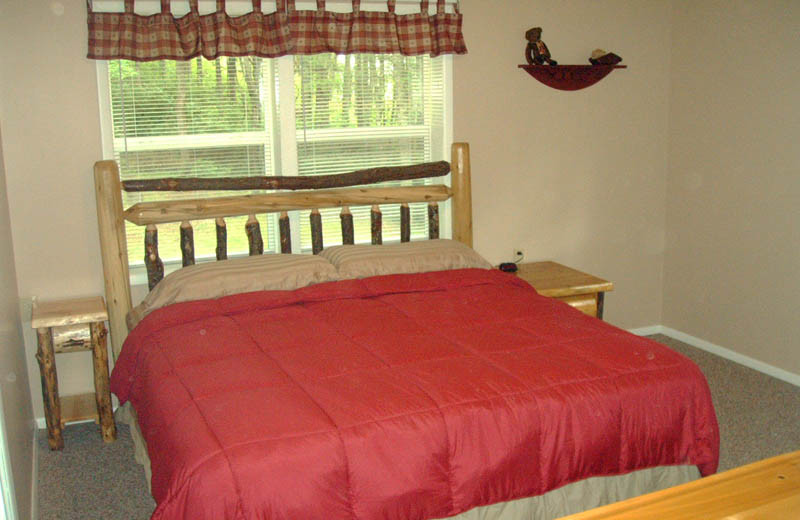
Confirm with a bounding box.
[89,0,460,14]
[90,0,459,6]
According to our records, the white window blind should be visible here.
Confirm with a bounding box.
[108,57,280,264]
[103,53,448,266]
[294,54,445,249]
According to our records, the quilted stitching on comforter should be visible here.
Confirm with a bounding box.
[111,269,719,520]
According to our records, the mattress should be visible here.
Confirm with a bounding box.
[111,268,719,520]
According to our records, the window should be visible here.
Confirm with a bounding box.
[99,52,451,268]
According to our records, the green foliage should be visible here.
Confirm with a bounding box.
[294,54,428,130]
[108,57,264,137]
[110,54,430,138]
[108,53,441,264]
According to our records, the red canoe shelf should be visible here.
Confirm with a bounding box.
[519,64,627,91]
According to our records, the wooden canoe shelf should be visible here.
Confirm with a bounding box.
[518,64,626,91]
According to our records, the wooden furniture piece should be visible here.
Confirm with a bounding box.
[93,142,718,519]
[514,261,613,319]
[31,296,117,450]
[557,450,800,519]
[95,142,473,360]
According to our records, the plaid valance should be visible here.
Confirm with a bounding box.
[87,0,467,61]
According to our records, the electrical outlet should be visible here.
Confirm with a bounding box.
[513,249,525,263]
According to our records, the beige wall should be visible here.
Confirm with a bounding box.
[454,0,672,329]
[0,121,34,518]
[0,1,107,423]
[664,0,800,375]
[0,0,796,426]
[0,0,675,420]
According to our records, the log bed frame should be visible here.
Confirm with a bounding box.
[93,141,713,519]
[94,142,473,360]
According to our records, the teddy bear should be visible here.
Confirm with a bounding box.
[525,27,558,66]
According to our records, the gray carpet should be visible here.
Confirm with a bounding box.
[648,334,800,472]
[36,422,155,520]
[36,335,800,519]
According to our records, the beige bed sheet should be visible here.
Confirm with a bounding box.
[117,404,699,520]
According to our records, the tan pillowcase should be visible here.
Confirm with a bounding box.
[127,254,338,329]
[319,239,492,279]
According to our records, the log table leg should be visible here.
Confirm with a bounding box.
[35,327,63,450]
[90,322,116,442]
[597,292,605,320]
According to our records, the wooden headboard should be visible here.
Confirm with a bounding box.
[94,142,473,360]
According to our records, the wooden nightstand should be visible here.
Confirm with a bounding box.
[514,261,613,319]
[31,296,116,450]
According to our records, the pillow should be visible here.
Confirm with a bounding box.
[127,254,338,329]
[319,239,492,279]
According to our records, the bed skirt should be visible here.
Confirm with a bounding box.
[117,404,700,520]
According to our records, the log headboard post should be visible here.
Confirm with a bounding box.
[94,160,133,361]
[451,142,473,247]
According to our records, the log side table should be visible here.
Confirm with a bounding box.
[513,261,614,319]
[31,296,116,450]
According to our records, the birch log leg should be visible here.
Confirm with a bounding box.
[279,212,291,254]
[428,202,440,239]
[90,322,116,442]
[35,327,63,450]
[371,205,382,245]
[144,225,164,290]
[180,220,195,266]
[341,206,354,245]
[310,209,323,254]
[215,217,227,260]
[400,203,410,242]
[246,215,263,255]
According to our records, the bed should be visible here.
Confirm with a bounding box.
[94,143,719,520]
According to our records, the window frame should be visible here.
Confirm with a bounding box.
[95,54,453,286]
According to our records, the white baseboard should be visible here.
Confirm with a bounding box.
[628,325,800,388]
[627,325,665,337]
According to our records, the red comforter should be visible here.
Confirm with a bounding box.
[112,269,719,520]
